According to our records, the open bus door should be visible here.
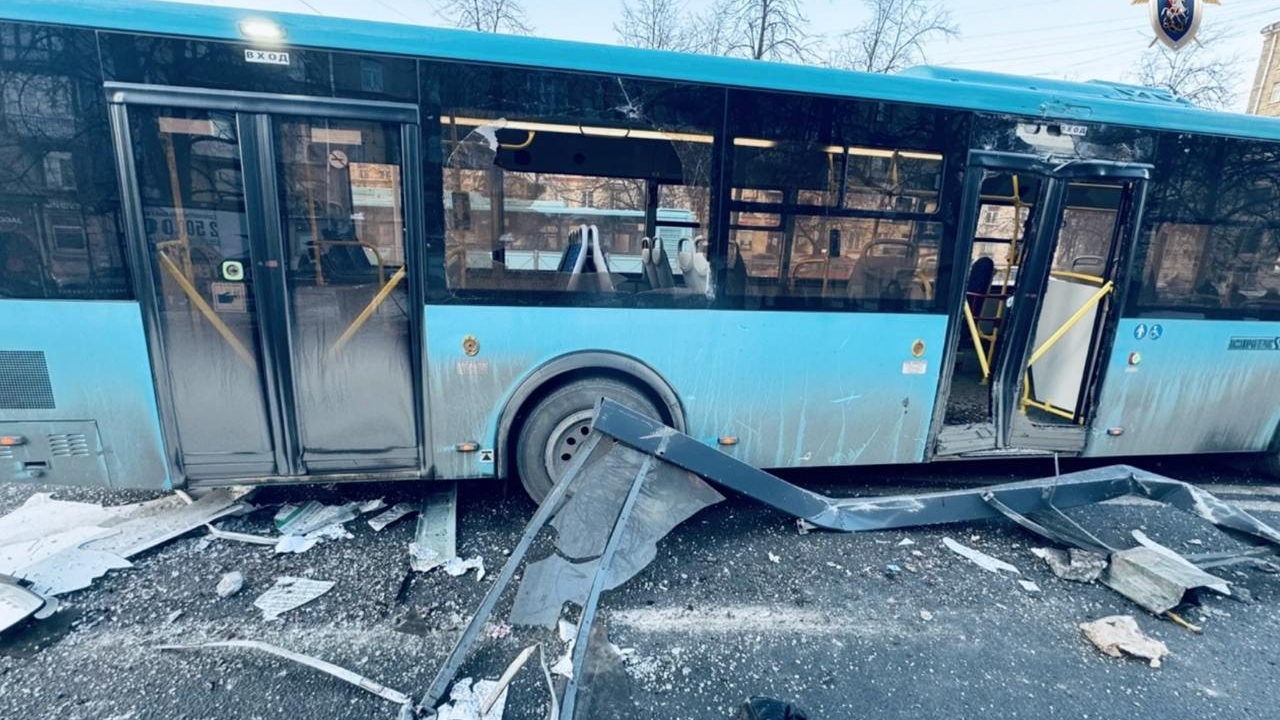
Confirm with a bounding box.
[931,151,1150,458]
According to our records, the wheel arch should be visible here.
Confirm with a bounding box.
[494,351,686,479]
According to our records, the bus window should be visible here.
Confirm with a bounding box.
[1136,135,1280,317]
[432,62,722,303]
[725,90,952,311]
[0,24,130,300]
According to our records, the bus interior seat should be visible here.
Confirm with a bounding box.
[649,237,676,289]
[565,225,616,293]
[678,236,712,295]
[639,237,660,289]
[1070,255,1105,276]
[853,239,917,299]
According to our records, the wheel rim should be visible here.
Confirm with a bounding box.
[543,409,595,482]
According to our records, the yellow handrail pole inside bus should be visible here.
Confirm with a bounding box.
[962,301,991,381]
[1025,281,1114,369]
[304,155,326,286]
[1049,270,1106,285]
[157,252,257,369]
[160,131,193,279]
[329,265,407,355]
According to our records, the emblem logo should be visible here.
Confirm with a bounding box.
[1133,0,1221,51]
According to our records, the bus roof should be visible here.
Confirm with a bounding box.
[7,0,1280,143]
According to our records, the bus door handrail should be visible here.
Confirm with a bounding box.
[328,264,408,355]
[156,252,258,369]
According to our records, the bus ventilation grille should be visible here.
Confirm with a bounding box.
[0,350,55,410]
[49,433,90,458]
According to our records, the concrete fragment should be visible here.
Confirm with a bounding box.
[1104,546,1231,614]
[1031,547,1107,582]
[216,571,244,598]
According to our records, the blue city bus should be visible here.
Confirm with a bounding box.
[2,0,1280,499]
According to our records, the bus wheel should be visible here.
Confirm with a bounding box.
[515,377,661,503]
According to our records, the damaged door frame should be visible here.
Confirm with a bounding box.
[929,151,1151,459]
[106,83,434,486]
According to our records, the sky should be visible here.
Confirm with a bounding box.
[164,0,1280,111]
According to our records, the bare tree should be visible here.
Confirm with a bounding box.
[615,0,695,51]
[834,0,958,73]
[437,0,532,35]
[1130,30,1241,111]
[697,0,811,62]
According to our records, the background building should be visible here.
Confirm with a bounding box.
[1249,22,1280,116]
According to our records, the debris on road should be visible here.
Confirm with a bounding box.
[442,555,485,580]
[480,644,538,716]
[156,639,412,708]
[1031,548,1108,583]
[204,523,277,546]
[0,577,44,632]
[215,571,245,599]
[919,609,934,621]
[436,677,508,720]
[253,576,335,620]
[1104,544,1231,615]
[1019,580,1042,594]
[1079,615,1170,667]
[410,484,458,572]
[369,503,418,532]
[943,537,1020,575]
[0,489,248,598]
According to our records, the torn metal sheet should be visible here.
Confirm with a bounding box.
[253,576,335,620]
[0,578,44,633]
[441,555,484,580]
[410,484,457,572]
[204,524,277,546]
[590,399,1280,552]
[942,537,1020,575]
[1031,547,1108,583]
[157,640,411,706]
[15,548,132,596]
[84,489,246,558]
[370,503,418,532]
[510,448,722,628]
[1104,546,1232,614]
[274,501,360,537]
[1079,615,1169,667]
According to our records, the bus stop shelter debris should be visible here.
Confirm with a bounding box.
[941,537,1021,575]
[0,577,44,633]
[420,400,1280,718]
[253,576,335,621]
[157,639,414,708]
[410,484,458,572]
[1079,615,1170,667]
[1031,547,1108,582]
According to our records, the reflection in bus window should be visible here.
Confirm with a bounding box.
[1137,135,1280,317]
[434,62,721,303]
[0,24,130,300]
[725,90,953,311]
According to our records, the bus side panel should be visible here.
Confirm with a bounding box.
[1085,318,1280,457]
[0,300,169,488]
[424,305,947,479]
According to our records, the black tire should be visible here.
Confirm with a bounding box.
[514,377,662,503]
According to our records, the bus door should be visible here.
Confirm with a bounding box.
[932,152,1149,457]
[108,86,427,482]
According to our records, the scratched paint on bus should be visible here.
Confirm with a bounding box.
[425,305,948,478]
[1086,319,1280,457]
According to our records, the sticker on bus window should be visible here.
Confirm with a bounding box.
[244,49,290,66]
[902,360,928,375]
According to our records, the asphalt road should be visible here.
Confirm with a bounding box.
[2,455,1280,720]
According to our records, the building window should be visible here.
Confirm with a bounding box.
[1271,83,1280,104]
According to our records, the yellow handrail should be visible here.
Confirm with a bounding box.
[1050,270,1106,285]
[157,252,257,369]
[328,265,407,355]
[1026,281,1114,369]
[962,301,992,382]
